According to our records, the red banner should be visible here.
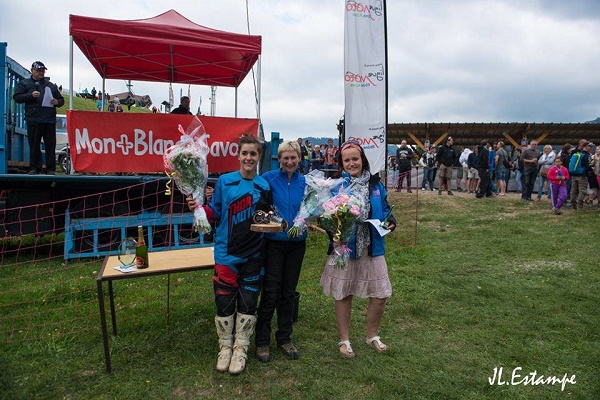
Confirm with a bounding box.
[66,111,259,173]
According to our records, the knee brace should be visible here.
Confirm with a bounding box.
[214,264,239,317]
[237,272,263,315]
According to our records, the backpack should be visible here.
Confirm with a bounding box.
[568,152,585,175]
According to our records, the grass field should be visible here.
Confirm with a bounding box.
[1,191,598,400]
[56,95,153,114]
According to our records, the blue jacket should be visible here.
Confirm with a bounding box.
[328,173,395,259]
[262,169,307,242]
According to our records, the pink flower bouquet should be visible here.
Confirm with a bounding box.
[163,118,212,234]
[320,188,364,268]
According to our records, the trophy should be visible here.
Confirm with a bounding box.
[250,207,288,232]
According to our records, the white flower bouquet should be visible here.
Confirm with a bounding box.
[287,170,343,238]
[163,118,212,233]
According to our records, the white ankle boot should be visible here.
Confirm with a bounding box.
[228,313,256,375]
[215,315,234,372]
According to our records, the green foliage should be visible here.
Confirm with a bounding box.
[1,193,599,399]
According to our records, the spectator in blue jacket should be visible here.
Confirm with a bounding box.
[255,140,307,362]
[570,140,593,210]
[476,140,493,198]
[467,147,479,193]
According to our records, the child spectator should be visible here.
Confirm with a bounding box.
[546,157,570,215]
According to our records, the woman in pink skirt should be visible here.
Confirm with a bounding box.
[320,141,396,358]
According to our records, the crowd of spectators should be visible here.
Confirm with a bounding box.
[387,138,599,214]
[293,137,340,177]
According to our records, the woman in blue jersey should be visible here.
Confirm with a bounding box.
[320,141,396,358]
[255,140,307,362]
[189,135,271,375]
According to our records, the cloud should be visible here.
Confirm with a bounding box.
[1,0,598,141]
[388,1,600,123]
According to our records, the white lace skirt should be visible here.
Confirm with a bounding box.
[320,252,392,301]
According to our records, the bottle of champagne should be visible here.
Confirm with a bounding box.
[135,225,149,269]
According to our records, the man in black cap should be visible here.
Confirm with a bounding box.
[171,96,192,115]
[13,61,64,174]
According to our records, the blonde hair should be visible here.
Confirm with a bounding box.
[544,144,553,152]
[277,140,301,159]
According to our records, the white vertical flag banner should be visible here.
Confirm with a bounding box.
[344,0,386,174]
[169,83,174,109]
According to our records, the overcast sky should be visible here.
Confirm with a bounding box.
[2,0,599,140]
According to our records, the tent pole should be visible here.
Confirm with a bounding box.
[257,55,261,120]
[101,77,106,111]
[235,87,238,118]
[69,36,73,110]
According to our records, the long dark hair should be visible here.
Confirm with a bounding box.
[335,141,371,177]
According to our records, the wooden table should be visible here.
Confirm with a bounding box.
[97,246,215,372]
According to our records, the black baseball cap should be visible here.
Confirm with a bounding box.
[31,61,47,70]
[584,142,594,147]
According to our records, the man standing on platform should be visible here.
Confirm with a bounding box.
[13,61,64,175]
[171,96,193,115]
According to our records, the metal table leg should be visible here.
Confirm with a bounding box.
[108,280,117,335]
[97,280,112,373]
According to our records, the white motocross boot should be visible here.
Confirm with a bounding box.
[215,315,235,372]
[228,313,256,375]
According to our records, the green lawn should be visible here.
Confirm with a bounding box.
[0,192,598,400]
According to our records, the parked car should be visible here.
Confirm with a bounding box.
[55,114,71,173]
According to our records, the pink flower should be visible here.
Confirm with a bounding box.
[320,190,365,268]
[322,201,335,211]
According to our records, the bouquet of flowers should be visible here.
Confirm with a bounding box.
[287,170,343,238]
[163,117,212,233]
[320,186,364,268]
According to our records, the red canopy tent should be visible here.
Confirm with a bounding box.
[66,10,264,175]
[69,10,261,87]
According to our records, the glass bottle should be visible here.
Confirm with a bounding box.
[135,225,149,269]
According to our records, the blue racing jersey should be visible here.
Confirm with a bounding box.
[208,171,272,266]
